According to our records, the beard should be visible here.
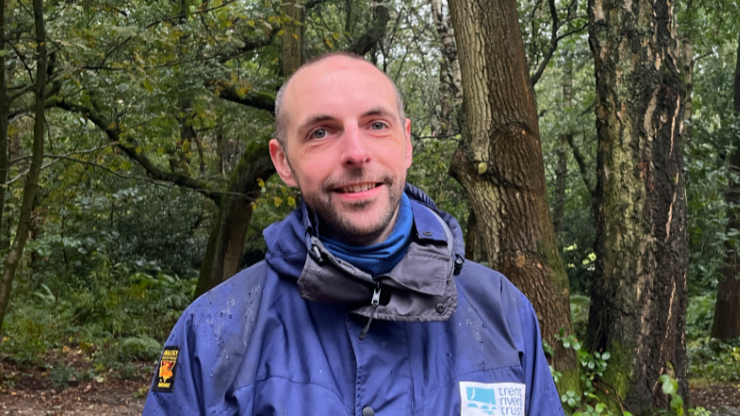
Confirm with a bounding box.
[299,169,404,246]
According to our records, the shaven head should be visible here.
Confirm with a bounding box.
[273,52,405,147]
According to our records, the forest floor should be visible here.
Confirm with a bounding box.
[0,358,148,415]
[1,358,740,415]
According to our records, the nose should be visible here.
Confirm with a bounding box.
[339,123,372,167]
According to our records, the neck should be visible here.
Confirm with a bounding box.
[319,193,414,276]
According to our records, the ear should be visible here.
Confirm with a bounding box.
[269,139,298,187]
[404,118,413,169]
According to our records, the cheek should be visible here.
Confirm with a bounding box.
[294,159,332,187]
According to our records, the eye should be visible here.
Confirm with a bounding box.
[371,121,387,130]
[311,128,328,139]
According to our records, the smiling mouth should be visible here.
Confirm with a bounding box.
[335,182,383,194]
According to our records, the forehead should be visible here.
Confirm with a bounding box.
[282,57,399,125]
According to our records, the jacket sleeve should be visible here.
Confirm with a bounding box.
[516,292,565,416]
[142,311,205,416]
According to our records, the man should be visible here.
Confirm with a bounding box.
[143,52,564,415]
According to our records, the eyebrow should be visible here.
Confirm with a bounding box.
[297,114,336,136]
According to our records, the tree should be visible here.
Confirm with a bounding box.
[586,0,689,410]
[0,0,8,249]
[711,30,740,339]
[446,0,579,389]
[0,0,47,336]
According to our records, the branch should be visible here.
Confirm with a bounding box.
[530,4,587,86]
[210,3,388,111]
[207,81,276,113]
[565,133,595,196]
[346,3,390,56]
[5,154,260,200]
[7,82,34,103]
[9,143,115,165]
[53,100,221,201]
[5,39,34,82]
[100,0,241,66]
[530,0,559,86]
[7,76,63,121]
[305,0,331,9]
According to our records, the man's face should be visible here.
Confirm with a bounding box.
[269,56,412,246]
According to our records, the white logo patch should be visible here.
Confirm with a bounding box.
[459,381,526,416]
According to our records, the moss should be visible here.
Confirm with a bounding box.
[537,239,570,292]
[602,340,632,408]
[556,367,582,400]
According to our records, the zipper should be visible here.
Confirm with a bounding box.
[358,282,381,340]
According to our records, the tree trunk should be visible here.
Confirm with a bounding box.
[712,30,740,339]
[586,0,689,410]
[429,0,462,138]
[280,0,305,77]
[194,139,276,298]
[194,2,307,298]
[446,0,579,389]
[0,0,9,250]
[0,0,46,336]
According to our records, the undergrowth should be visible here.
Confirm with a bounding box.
[0,257,193,387]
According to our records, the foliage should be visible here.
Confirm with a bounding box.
[551,331,708,416]
[685,47,739,295]
[0,257,192,379]
[686,294,716,339]
[688,336,740,383]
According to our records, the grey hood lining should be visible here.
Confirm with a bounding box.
[296,206,458,323]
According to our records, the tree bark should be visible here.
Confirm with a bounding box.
[429,0,462,138]
[0,0,46,336]
[194,139,275,298]
[586,0,689,410]
[712,30,740,340]
[447,0,579,388]
[280,0,305,76]
[0,0,8,250]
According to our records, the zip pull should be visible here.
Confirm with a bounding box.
[359,283,382,340]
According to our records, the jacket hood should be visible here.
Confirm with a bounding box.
[263,184,465,322]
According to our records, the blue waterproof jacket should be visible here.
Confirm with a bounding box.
[143,185,564,416]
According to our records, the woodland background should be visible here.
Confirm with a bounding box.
[1,0,739,414]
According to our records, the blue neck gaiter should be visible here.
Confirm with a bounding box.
[321,193,413,276]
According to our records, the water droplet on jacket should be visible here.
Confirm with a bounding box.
[210,324,214,328]
[229,314,232,319]
[226,355,230,360]
[210,371,213,378]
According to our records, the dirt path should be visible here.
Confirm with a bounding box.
[1,365,739,415]
[1,382,145,415]
[692,382,740,413]
[1,359,148,416]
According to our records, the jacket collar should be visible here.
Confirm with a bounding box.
[263,184,464,322]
